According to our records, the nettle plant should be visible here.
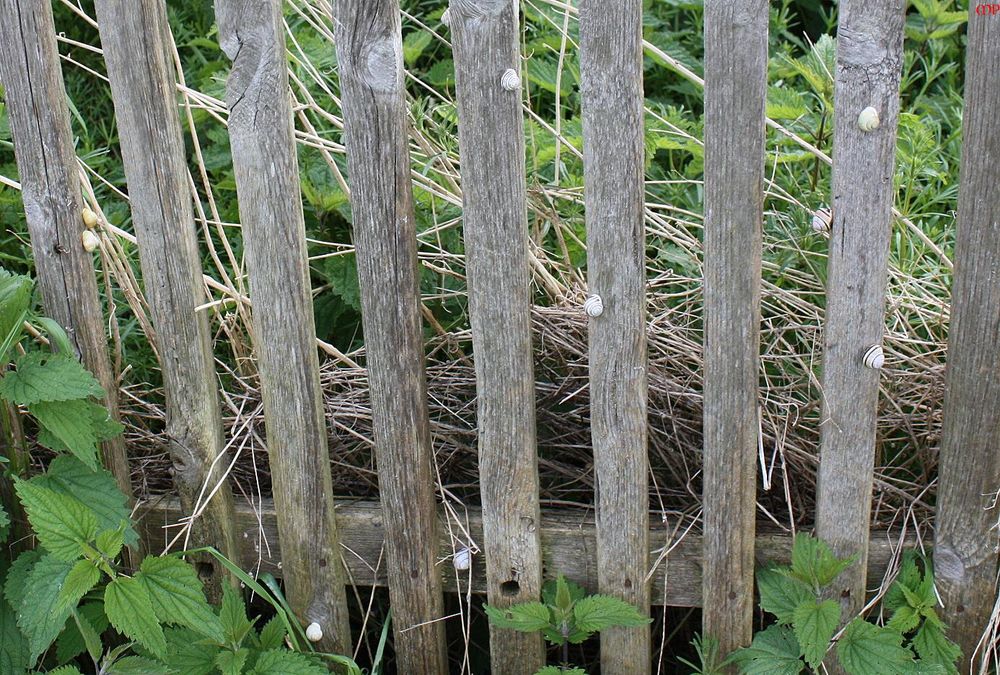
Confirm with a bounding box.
[485,573,652,675]
[720,533,961,675]
[0,269,360,674]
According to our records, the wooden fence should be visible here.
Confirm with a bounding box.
[1,0,998,672]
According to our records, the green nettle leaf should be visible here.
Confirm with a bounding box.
[57,559,102,614]
[484,601,552,632]
[95,525,126,561]
[887,604,922,634]
[836,618,915,675]
[28,399,100,469]
[792,599,839,669]
[0,272,32,360]
[572,595,651,633]
[139,556,225,642]
[535,668,587,675]
[220,584,254,646]
[758,567,815,624]
[57,603,109,664]
[163,627,221,675]
[14,479,98,560]
[32,455,139,545]
[48,666,84,675]
[4,550,42,611]
[912,620,961,674]
[17,554,75,659]
[0,594,31,675]
[249,649,329,675]
[215,647,249,675]
[0,503,9,543]
[731,624,804,675]
[790,533,854,588]
[256,615,287,650]
[0,352,104,406]
[105,575,167,659]
[106,656,175,674]
[542,574,586,607]
[554,574,574,612]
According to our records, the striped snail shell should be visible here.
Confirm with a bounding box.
[584,294,604,318]
[858,107,880,132]
[501,68,521,92]
[453,546,472,571]
[811,206,832,233]
[863,344,885,369]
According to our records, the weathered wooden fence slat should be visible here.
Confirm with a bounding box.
[578,0,650,671]
[214,0,351,653]
[0,0,134,511]
[701,0,768,660]
[331,0,449,669]
[449,0,545,671]
[933,12,1000,670]
[814,0,905,627]
[93,0,239,591]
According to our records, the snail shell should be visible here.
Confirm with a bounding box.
[82,207,99,229]
[306,622,323,643]
[811,207,832,233]
[858,107,880,132]
[453,547,472,571]
[863,344,885,369]
[500,68,520,92]
[584,294,604,318]
[81,230,100,253]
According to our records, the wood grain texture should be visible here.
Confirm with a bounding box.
[701,0,767,660]
[330,0,448,669]
[578,0,650,671]
[214,0,351,653]
[93,0,238,590]
[933,12,1000,671]
[448,0,545,671]
[0,0,133,505]
[814,0,904,624]
[141,497,915,609]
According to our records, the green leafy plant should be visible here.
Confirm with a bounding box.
[0,269,360,674]
[485,573,651,674]
[720,533,960,675]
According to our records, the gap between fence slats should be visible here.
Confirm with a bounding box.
[578,0,650,671]
[933,12,1000,671]
[449,0,545,671]
[330,0,449,669]
[814,0,905,634]
[0,0,136,531]
[701,0,768,663]
[214,0,351,654]
[92,0,239,595]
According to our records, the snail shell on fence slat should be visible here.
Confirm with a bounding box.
[858,106,880,132]
[863,344,885,369]
[306,622,323,642]
[584,294,604,318]
[501,69,521,92]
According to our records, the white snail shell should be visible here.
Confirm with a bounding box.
[863,344,885,369]
[501,69,520,92]
[454,547,472,571]
[305,622,323,643]
[858,107,880,132]
[81,230,100,253]
[584,294,604,318]
[811,207,832,233]
[82,207,99,229]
